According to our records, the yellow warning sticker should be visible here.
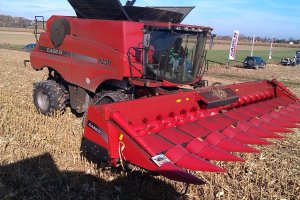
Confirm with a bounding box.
[119,134,124,141]
[186,98,190,101]
[176,99,182,103]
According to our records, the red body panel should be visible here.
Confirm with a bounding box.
[31,15,211,92]
[31,16,144,92]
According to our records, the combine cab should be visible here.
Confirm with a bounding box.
[30,0,300,184]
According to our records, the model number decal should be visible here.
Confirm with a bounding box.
[98,58,111,66]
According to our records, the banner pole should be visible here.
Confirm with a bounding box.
[228,30,240,67]
[251,35,255,56]
[269,36,274,60]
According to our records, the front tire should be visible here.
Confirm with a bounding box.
[82,97,113,127]
[82,91,130,127]
[33,80,67,115]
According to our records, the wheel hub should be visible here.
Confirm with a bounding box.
[37,91,50,111]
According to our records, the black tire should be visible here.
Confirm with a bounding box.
[33,80,68,115]
[82,91,130,127]
[254,64,259,70]
[82,97,113,127]
[50,18,70,48]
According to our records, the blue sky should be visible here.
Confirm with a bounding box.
[0,0,299,39]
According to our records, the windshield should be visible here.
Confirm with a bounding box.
[146,30,207,84]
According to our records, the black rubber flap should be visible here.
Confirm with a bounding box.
[67,0,130,20]
[124,6,184,23]
[150,7,195,23]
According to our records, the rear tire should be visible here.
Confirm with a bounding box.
[33,80,67,115]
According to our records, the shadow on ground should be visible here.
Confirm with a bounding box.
[0,153,184,200]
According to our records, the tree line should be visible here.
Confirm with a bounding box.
[0,14,33,28]
[217,34,300,44]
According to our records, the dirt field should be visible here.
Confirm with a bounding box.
[0,27,36,33]
[206,64,300,90]
[0,49,299,199]
[0,31,36,46]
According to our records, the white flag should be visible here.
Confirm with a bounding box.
[228,30,240,60]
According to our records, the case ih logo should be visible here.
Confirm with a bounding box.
[47,48,63,55]
[39,46,66,56]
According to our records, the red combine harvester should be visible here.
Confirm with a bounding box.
[30,0,300,184]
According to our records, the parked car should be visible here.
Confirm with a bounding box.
[279,51,300,67]
[280,57,294,66]
[22,43,36,52]
[243,56,266,69]
[295,50,300,65]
